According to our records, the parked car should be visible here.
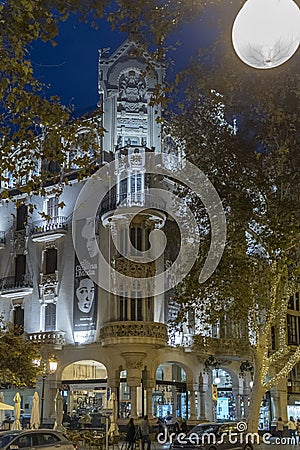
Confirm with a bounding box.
[169,422,255,450]
[0,429,78,450]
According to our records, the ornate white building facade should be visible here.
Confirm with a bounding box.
[0,41,299,430]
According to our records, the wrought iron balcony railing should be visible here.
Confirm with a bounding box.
[27,331,66,348]
[30,216,68,235]
[0,274,33,291]
[100,192,166,215]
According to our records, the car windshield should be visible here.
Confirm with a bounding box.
[187,424,220,436]
[0,432,20,448]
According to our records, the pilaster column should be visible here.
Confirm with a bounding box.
[235,394,242,420]
[121,352,146,420]
[198,373,208,421]
[199,391,207,420]
[130,386,138,418]
[171,386,177,418]
[242,394,249,419]
[146,388,153,418]
[186,384,197,421]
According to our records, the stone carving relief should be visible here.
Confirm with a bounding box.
[118,70,147,114]
[114,257,155,278]
[119,70,146,102]
[39,272,58,303]
[100,322,168,341]
[129,150,144,170]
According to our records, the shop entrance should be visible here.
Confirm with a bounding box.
[212,368,236,421]
[61,360,108,429]
[154,363,187,421]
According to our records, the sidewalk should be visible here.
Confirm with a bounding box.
[77,440,299,450]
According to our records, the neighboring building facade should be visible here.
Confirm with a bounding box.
[0,41,298,429]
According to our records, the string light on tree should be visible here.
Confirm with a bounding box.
[232,0,300,69]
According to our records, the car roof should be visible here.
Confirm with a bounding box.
[194,422,238,426]
[0,429,65,436]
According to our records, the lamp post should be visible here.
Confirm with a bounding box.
[204,356,220,422]
[37,356,58,428]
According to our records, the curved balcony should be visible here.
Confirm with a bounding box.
[30,216,68,242]
[27,330,66,349]
[100,192,166,224]
[101,193,166,228]
[101,192,166,213]
[0,275,33,297]
[100,321,168,347]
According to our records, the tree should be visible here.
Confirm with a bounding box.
[0,0,232,203]
[0,319,43,387]
[169,49,299,432]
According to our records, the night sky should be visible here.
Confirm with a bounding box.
[28,9,218,114]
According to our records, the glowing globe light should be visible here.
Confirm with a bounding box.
[214,376,221,384]
[232,0,300,69]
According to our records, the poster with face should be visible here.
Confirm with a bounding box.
[73,218,99,343]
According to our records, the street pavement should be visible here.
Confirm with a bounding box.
[77,438,300,450]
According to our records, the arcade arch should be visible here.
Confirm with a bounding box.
[60,360,108,428]
[154,362,188,420]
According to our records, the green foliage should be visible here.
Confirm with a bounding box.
[170,46,300,328]
[0,319,42,388]
[168,41,299,431]
[0,0,235,202]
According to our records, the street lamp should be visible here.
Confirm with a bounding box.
[214,370,221,385]
[35,355,58,428]
[232,0,300,69]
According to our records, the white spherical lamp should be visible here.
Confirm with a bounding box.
[232,0,300,69]
[214,376,221,384]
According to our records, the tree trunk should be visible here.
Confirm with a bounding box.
[247,348,266,433]
[247,381,265,433]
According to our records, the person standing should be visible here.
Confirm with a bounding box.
[140,415,151,450]
[276,417,284,439]
[174,416,182,435]
[126,418,136,450]
[287,416,297,441]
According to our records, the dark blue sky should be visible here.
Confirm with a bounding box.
[28,9,218,114]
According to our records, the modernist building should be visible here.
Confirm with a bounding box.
[0,40,299,430]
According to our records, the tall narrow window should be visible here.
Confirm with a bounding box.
[13,306,24,332]
[287,314,298,345]
[15,254,26,284]
[120,295,128,321]
[47,197,59,219]
[130,227,143,255]
[130,291,142,321]
[271,326,276,350]
[16,205,27,231]
[45,303,56,331]
[45,248,57,274]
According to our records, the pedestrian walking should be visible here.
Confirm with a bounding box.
[126,418,136,450]
[140,415,151,450]
[276,417,284,439]
[287,416,297,441]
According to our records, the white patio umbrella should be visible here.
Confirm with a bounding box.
[0,402,14,411]
[12,392,21,430]
[30,392,40,429]
[108,392,119,438]
[53,389,65,432]
[0,393,6,427]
